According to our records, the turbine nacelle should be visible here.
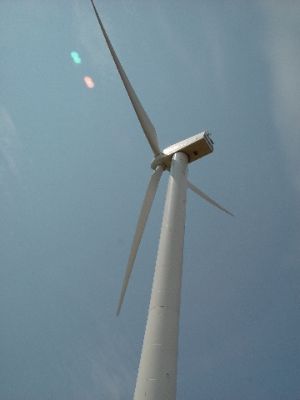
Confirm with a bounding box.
[151,130,214,170]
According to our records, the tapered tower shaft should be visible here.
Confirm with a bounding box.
[134,152,189,400]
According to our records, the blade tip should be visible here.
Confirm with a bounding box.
[116,297,123,316]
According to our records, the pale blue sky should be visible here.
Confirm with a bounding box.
[1,1,299,399]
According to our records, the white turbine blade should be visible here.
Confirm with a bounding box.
[117,166,163,315]
[90,0,161,156]
[187,180,234,216]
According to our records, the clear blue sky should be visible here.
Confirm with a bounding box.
[1,1,299,399]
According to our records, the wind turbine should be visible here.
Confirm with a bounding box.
[90,1,233,399]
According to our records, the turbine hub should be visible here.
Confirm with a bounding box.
[151,130,214,170]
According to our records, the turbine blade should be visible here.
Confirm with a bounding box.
[90,0,161,156]
[117,166,163,315]
[187,180,234,216]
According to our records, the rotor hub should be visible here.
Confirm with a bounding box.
[151,130,213,170]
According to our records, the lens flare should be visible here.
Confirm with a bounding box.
[70,51,81,64]
[83,76,95,89]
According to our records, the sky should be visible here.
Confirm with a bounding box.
[0,1,299,399]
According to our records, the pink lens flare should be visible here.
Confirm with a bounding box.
[83,76,95,89]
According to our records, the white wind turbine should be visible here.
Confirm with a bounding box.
[90,1,233,399]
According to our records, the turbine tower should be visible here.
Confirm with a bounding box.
[90,2,232,399]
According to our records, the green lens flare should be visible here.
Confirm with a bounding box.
[70,51,81,64]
